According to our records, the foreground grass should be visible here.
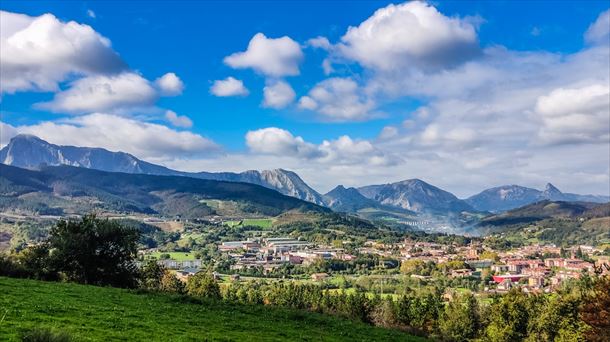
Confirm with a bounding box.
[0,277,425,341]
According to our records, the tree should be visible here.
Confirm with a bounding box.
[485,289,534,342]
[439,292,481,341]
[140,260,166,290]
[580,276,610,342]
[48,215,140,288]
[160,271,185,294]
[187,272,221,299]
[17,244,58,281]
[527,293,586,342]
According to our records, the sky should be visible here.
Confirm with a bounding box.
[0,1,609,197]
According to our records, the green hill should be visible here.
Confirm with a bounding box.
[0,164,328,218]
[477,201,610,246]
[0,277,423,341]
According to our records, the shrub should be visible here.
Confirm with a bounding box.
[186,272,220,299]
[20,327,73,342]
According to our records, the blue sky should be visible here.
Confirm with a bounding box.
[1,1,609,196]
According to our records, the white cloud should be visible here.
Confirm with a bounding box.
[36,72,158,114]
[210,77,249,97]
[378,126,399,140]
[224,33,303,77]
[298,78,377,121]
[536,84,610,144]
[0,10,125,94]
[1,114,218,160]
[262,80,296,109]
[585,9,610,45]
[86,9,96,19]
[165,110,193,128]
[306,36,331,50]
[336,1,479,71]
[245,127,321,158]
[155,72,184,96]
[297,96,317,110]
[245,127,397,166]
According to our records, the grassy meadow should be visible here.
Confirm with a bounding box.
[0,277,425,341]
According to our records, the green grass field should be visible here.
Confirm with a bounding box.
[0,277,425,341]
[148,251,197,261]
[223,218,274,229]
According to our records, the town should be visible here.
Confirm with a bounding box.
[143,221,610,298]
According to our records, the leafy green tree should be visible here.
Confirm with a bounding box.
[139,260,166,290]
[187,272,221,299]
[48,214,140,288]
[160,271,185,294]
[526,294,586,342]
[485,289,534,341]
[17,244,58,281]
[439,292,481,341]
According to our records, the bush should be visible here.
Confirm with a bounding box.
[139,260,166,290]
[160,271,185,294]
[20,327,73,342]
[186,272,220,299]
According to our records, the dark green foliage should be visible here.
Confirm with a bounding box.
[139,260,166,290]
[47,215,140,287]
[20,328,73,342]
[439,293,480,341]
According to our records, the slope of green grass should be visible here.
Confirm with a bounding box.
[148,251,198,261]
[0,277,424,341]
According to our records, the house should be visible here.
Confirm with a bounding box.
[497,279,514,291]
[451,269,474,278]
[491,264,509,273]
[528,276,544,288]
[230,274,240,282]
[175,267,199,282]
[311,273,329,281]
[492,274,525,284]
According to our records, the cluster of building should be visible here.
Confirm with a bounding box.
[219,237,355,275]
[355,239,608,293]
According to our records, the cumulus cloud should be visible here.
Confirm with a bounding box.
[36,72,158,114]
[224,33,303,77]
[585,9,610,45]
[210,77,249,97]
[306,36,331,50]
[245,127,397,166]
[336,1,479,71]
[245,127,321,158]
[155,72,184,96]
[165,110,193,128]
[262,80,296,109]
[1,114,218,160]
[298,78,377,121]
[36,71,187,114]
[536,84,610,144]
[0,10,126,94]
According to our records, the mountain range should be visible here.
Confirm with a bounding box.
[0,163,327,218]
[0,135,325,205]
[358,179,475,214]
[465,183,609,212]
[1,135,608,217]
